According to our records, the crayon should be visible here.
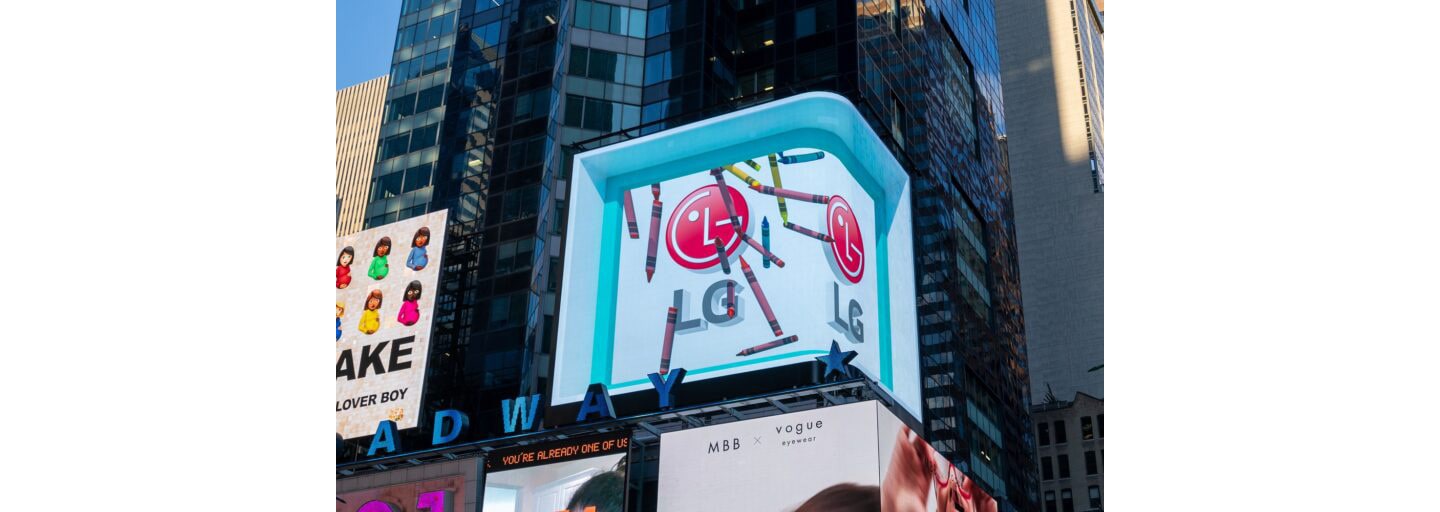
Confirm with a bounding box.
[748,183,829,204]
[660,306,677,374]
[743,159,762,171]
[710,168,742,231]
[723,164,761,187]
[778,151,825,164]
[735,335,799,357]
[726,280,735,318]
[651,183,661,201]
[762,217,772,268]
[713,237,731,274]
[768,153,788,224]
[783,221,833,243]
[741,232,783,267]
[646,199,662,281]
[740,256,782,335]
[623,189,639,239]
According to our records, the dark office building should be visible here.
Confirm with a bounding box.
[350,0,1034,508]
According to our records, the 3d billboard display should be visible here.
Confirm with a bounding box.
[482,431,631,512]
[336,210,448,439]
[555,92,921,419]
[657,401,998,512]
[337,474,468,512]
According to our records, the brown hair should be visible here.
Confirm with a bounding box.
[374,237,392,256]
[793,483,880,512]
[412,227,430,247]
[365,290,383,310]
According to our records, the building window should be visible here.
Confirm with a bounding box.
[1088,485,1101,509]
[1060,489,1074,512]
[1085,450,1098,475]
[1038,421,1051,446]
[1098,414,1103,438]
[794,2,834,38]
[643,51,673,86]
[889,93,905,148]
[1057,454,1070,478]
[1040,456,1053,480]
[1081,416,1094,440]
[573,0,646,38]
[1043,491,1056,512]
[1053,420,1067,444]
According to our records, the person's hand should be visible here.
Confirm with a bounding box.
[882,425,934,512]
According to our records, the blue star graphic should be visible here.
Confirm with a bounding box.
[816,340,858,379]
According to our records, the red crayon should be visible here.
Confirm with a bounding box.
[646,200,662,281]
[713,237,731,274]
[623,189,639,239]
[741,232,784,267]
[748,183,829,204]
[739,256,782,335]
[660,306,677,374]
[736,335,799,357]
[726,280,735,318]
[783,221,833,243]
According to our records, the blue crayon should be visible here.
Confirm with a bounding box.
[762,217,771,268]
[779,151,825,165]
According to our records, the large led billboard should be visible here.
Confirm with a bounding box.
[337,474,468,512]
[555,92,921,419]
[336,210,447,439]
[482,431,631,512]
[657,401,998,512]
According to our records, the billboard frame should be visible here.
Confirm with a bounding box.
[554,92,921,418]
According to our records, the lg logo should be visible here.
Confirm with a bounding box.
[666,184,750,270]
[826,196,864,284]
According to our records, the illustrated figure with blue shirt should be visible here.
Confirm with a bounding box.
[406,226,430,271]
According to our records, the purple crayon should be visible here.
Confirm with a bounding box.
[660,306,677,374]
[710,168,742,230]
[739,256,782,336]
[783,221,834,243]
[713,237,731,274]
[623,189,639,239]
[736,335,799,357]
[646,200,662,281]
[748,183,829,204]
[740,232,784,267]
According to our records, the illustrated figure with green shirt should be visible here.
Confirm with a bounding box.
[368,236,392,280]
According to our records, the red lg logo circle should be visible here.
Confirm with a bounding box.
[827,196,864,283]
[666,184,750,270]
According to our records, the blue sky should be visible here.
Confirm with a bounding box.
[337,0,401,90]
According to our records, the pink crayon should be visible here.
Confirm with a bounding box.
[623,189,639,239]
[748,183,829,204]
[736,335,799,357]
[739,256,781,335]
[740,232,784,267]
[646,200,662,281]
[710,168,742,230]
[783,221,833,243]
[660,306,677,374]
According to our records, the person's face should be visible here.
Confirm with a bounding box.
[367,297,380,310]
[406,288,419,300]
[336,305,343,317]
[340,252,352,266]
[377,244,390,256]
[416,234,428,246]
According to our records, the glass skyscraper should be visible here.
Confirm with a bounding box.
[356,0,1035,508]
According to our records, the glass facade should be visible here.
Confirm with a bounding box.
[353,0,1036,508]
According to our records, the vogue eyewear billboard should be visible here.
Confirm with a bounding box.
[657,401,998,512]
[336,210,448,439]
[554,92,921,419]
